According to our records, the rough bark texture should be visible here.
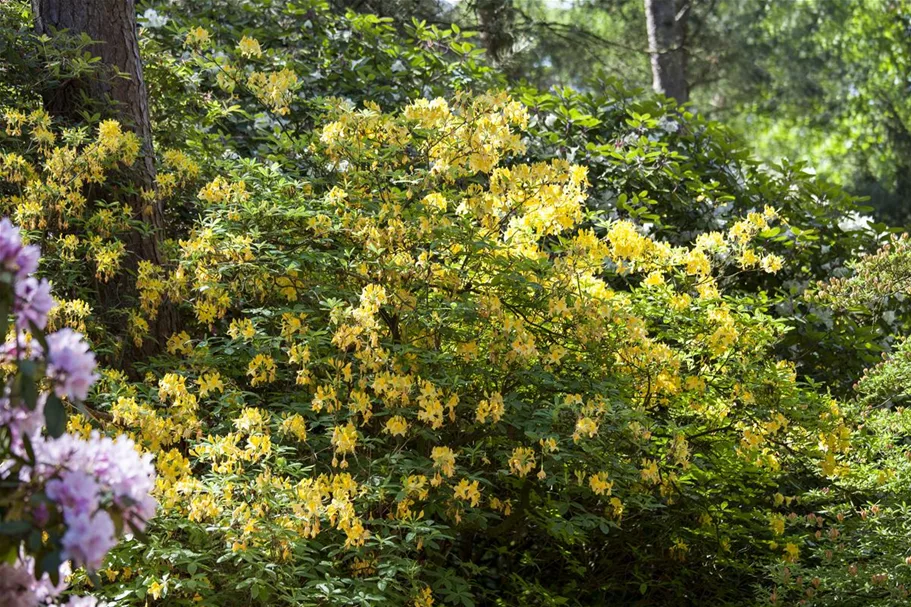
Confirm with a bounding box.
[475,0,515,62]
[32,0,176,353]
[644,0,688,104]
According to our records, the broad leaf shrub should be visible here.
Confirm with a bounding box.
[737,240,911,606]
[11,94,847,605]
[2,1,909,605]
[135,0,895,396]
[0,217,156,607]
[5,0,888,391]
[138,0,502,161]
[514,82,892,393]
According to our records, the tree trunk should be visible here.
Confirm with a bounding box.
[644,0,688,104]
[475,0,515,62]
[32,0,176,354]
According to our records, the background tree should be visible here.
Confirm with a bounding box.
[643,0,688,102]
[333,0,911,223]
[32,0,175,348]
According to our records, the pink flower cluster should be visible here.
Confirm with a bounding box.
[40,432,157,570]
[0,218,98,403]
[0,218,155,606]
[0,561,106,607]
[0,562,62,607]
[0,218,40,279]
[46,329,100,401]
[0,218,51,331]
[0,394,47,446]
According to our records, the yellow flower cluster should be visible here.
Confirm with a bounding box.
[47,298,91,333]
[237,36,263,58]
[0,115,138,238]
[475,392,505,424]
[247,68,299,115]
[508,447,536,477]
[589,472,613,496]
[185,26,212,49]
[43,88,835,599]
[198,176,249,205]
[247,353,276,386]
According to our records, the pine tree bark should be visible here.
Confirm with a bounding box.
[644,0,689,104]
[475,0,515,62]
[32,0,176,353]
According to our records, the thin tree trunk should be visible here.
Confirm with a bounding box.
[475,0,515,62]
[32,0,176,354]
[644,0,689,104]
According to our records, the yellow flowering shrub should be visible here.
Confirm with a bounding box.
[42,92,846,606]
[0,90,853,605]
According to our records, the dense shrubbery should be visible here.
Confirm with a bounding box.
[0,216,156,607]
[2,0,911,606]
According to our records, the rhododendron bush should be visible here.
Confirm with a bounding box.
[0,218,156,606]
[4,1,911,605]
[1,92,855,604]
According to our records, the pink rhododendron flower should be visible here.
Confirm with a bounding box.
[45,328,99,401]
[32,431,157,529]
[14,277,54,330]
[64,597,107,607]
[60,510,116,571]
[0,394,45,446]
[0,218,39,279]
[0,562,38,607]
[46,470,100,522]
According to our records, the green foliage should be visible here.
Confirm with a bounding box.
[514,81,894,393]
[139,0,503,161]
[141,0,902,395]
[5,0,911,606]
[725,0,911,225]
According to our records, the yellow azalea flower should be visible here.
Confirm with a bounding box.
[413,587,435,607]
[770,514,785,536]
[234,407,268,434]
[761,254,784,274]
[148,580,165,600]
[431,446,456,477]
[228,317,256,340]
[196,372,225,398]
[166,331,193,356]
[783,542,799,562]
[640,459,660,484]
[279,413,308,441]
[97,119,122,150]
[684,249,711,277]
[643,270,665,287]
[247,68,298,115]
[738,248,760,268]
[332,423,359,455]
[237,35,263,58]
[475,392,505,424]
[453,478,481,507]
[589,472,613,496]
[573,416,599,442]
[185,26,212,48]
[607,220,649,263]
[508,446,536,477]
[384,415,409,437]
[188,494,221,522]
[247,354,276,386]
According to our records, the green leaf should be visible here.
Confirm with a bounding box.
[0,521,30,535]
[45,394,66,439]
[21,432,35,464]
[21,373,38,411]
